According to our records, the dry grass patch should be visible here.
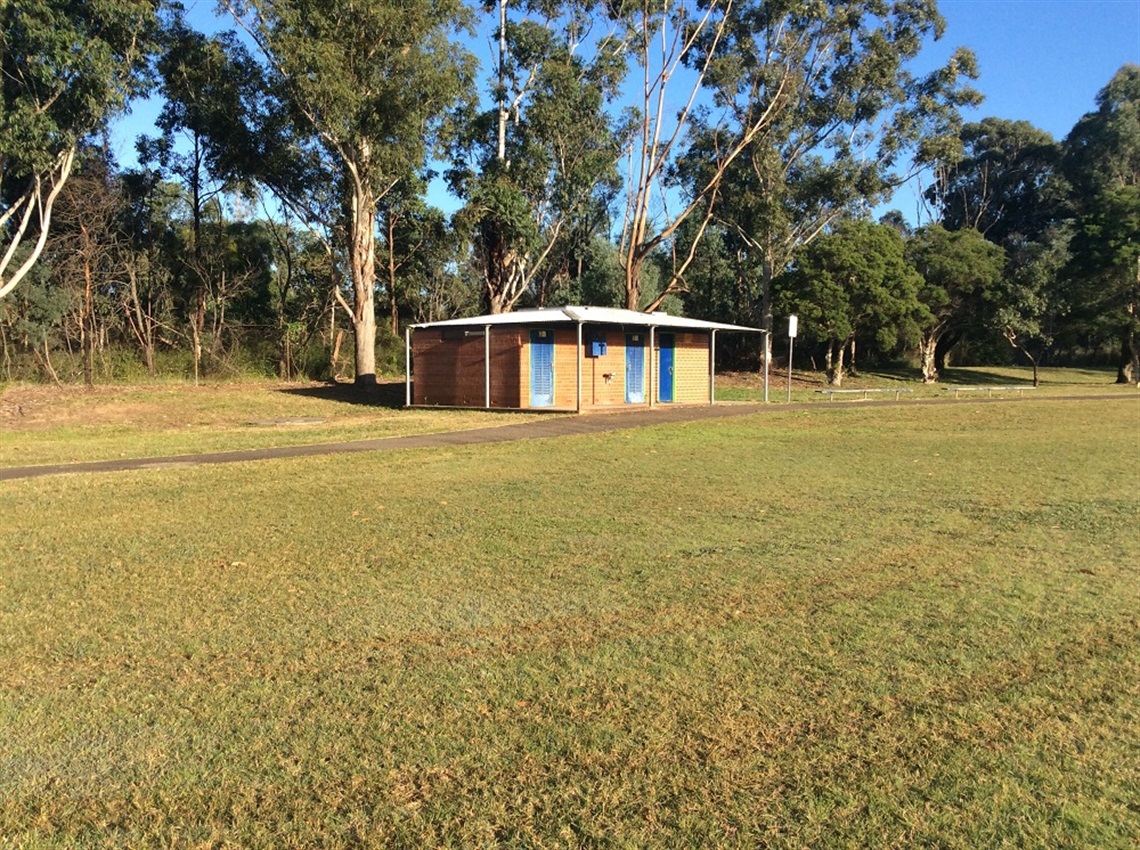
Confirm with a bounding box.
[0,380,549,467]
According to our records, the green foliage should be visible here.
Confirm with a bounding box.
[223,0,475,382]
[1063,65,1140,381]
[0,0,157,298]
[929,117,1064,246]
[673,0,981,340]
[0,0,156,176]
[908,225,1007,328]
[1064,64,1140,196]
[778,220,928,383]
[448,0,627,312]
[228,0,475,195]
[906,224,1007,381]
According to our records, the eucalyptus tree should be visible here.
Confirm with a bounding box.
[670,0,980,360]
[376,178,455,334]
[222,0,474,385]
[0,0,156,299]
[906,224,1006,382]
[926,118,1063,247]
[448,0,628,313]
[776,220,927,386]
[1063,65,1140,383]
[994,225,1072,386]
[925,119,1070,382]
[140,11,260,380]
[42,148,129,386]
[118,169,180,375]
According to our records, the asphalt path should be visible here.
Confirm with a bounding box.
[1,394,1133,482]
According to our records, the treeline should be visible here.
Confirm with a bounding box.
[2,2,1137,387]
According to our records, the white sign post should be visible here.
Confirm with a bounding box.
[787,315,798,403]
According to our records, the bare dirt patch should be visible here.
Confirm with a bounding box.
[0,384,159,430]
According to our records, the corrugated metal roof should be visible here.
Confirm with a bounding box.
[410,306,762,333]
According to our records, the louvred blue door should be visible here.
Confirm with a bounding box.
[625,334,645,403]
[658,333,674,402]
[530,329,554,407]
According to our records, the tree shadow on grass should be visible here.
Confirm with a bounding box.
[939,368,1037,386]
[277,380,406,409]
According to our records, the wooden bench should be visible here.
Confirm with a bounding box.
[944,385,1036,398]
[814,388,914,401]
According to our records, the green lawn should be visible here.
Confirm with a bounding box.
[1,398,1137,847]
[714,365,1136,402]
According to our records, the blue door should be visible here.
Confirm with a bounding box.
[625,334,645,403]
[658,333,675,402]
[530,329,554,407]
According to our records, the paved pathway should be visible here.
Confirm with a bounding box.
[1,394,1132,482]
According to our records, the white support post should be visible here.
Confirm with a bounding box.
[405,327,412,407]
[763,331,770,403]
[484,325,491,409]
[649,326,656,408]
[576,322,583,413]
[709,329,717,405]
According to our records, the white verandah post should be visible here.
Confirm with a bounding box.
[405,326,412,407]
[484,325,491,409]
[649,326,656,408]
[709,329,717,404]
[576,321,583,412]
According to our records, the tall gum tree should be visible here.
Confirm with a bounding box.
[1063,64,1140,384]
[907,223,1006,382]
[675,0,980,360]
[223,0,474,386]
[447,0,628,314]
[927,117,1062,245]
[777,219,927,386]
[0,0,156,300]
[925,117,1068,382]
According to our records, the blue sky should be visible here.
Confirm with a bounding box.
[891,0,1140,220]
[109,0,1140,221]
[934,0,1138,140]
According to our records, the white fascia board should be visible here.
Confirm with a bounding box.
[565,306,762,333]
[411,305,762,333]
[409,308,576,329]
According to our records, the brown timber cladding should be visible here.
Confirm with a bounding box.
[412,326,712,409]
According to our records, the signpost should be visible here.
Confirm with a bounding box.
[787,315,798,403]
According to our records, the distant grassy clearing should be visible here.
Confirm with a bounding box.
[1,400,1137,847]
[714,365,1135,401]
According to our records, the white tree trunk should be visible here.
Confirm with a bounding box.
[919,333,939,383]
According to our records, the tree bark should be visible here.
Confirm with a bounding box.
[81,251,95,387]
[934,329,961,373]
[756,258,774,372]
[918,333,940,383]
[348,172,378,387]
[826,338,848,386]
[1116,326,1138,384]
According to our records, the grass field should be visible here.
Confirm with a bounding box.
[1,393,1138,847]
[0,367,1132,469]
